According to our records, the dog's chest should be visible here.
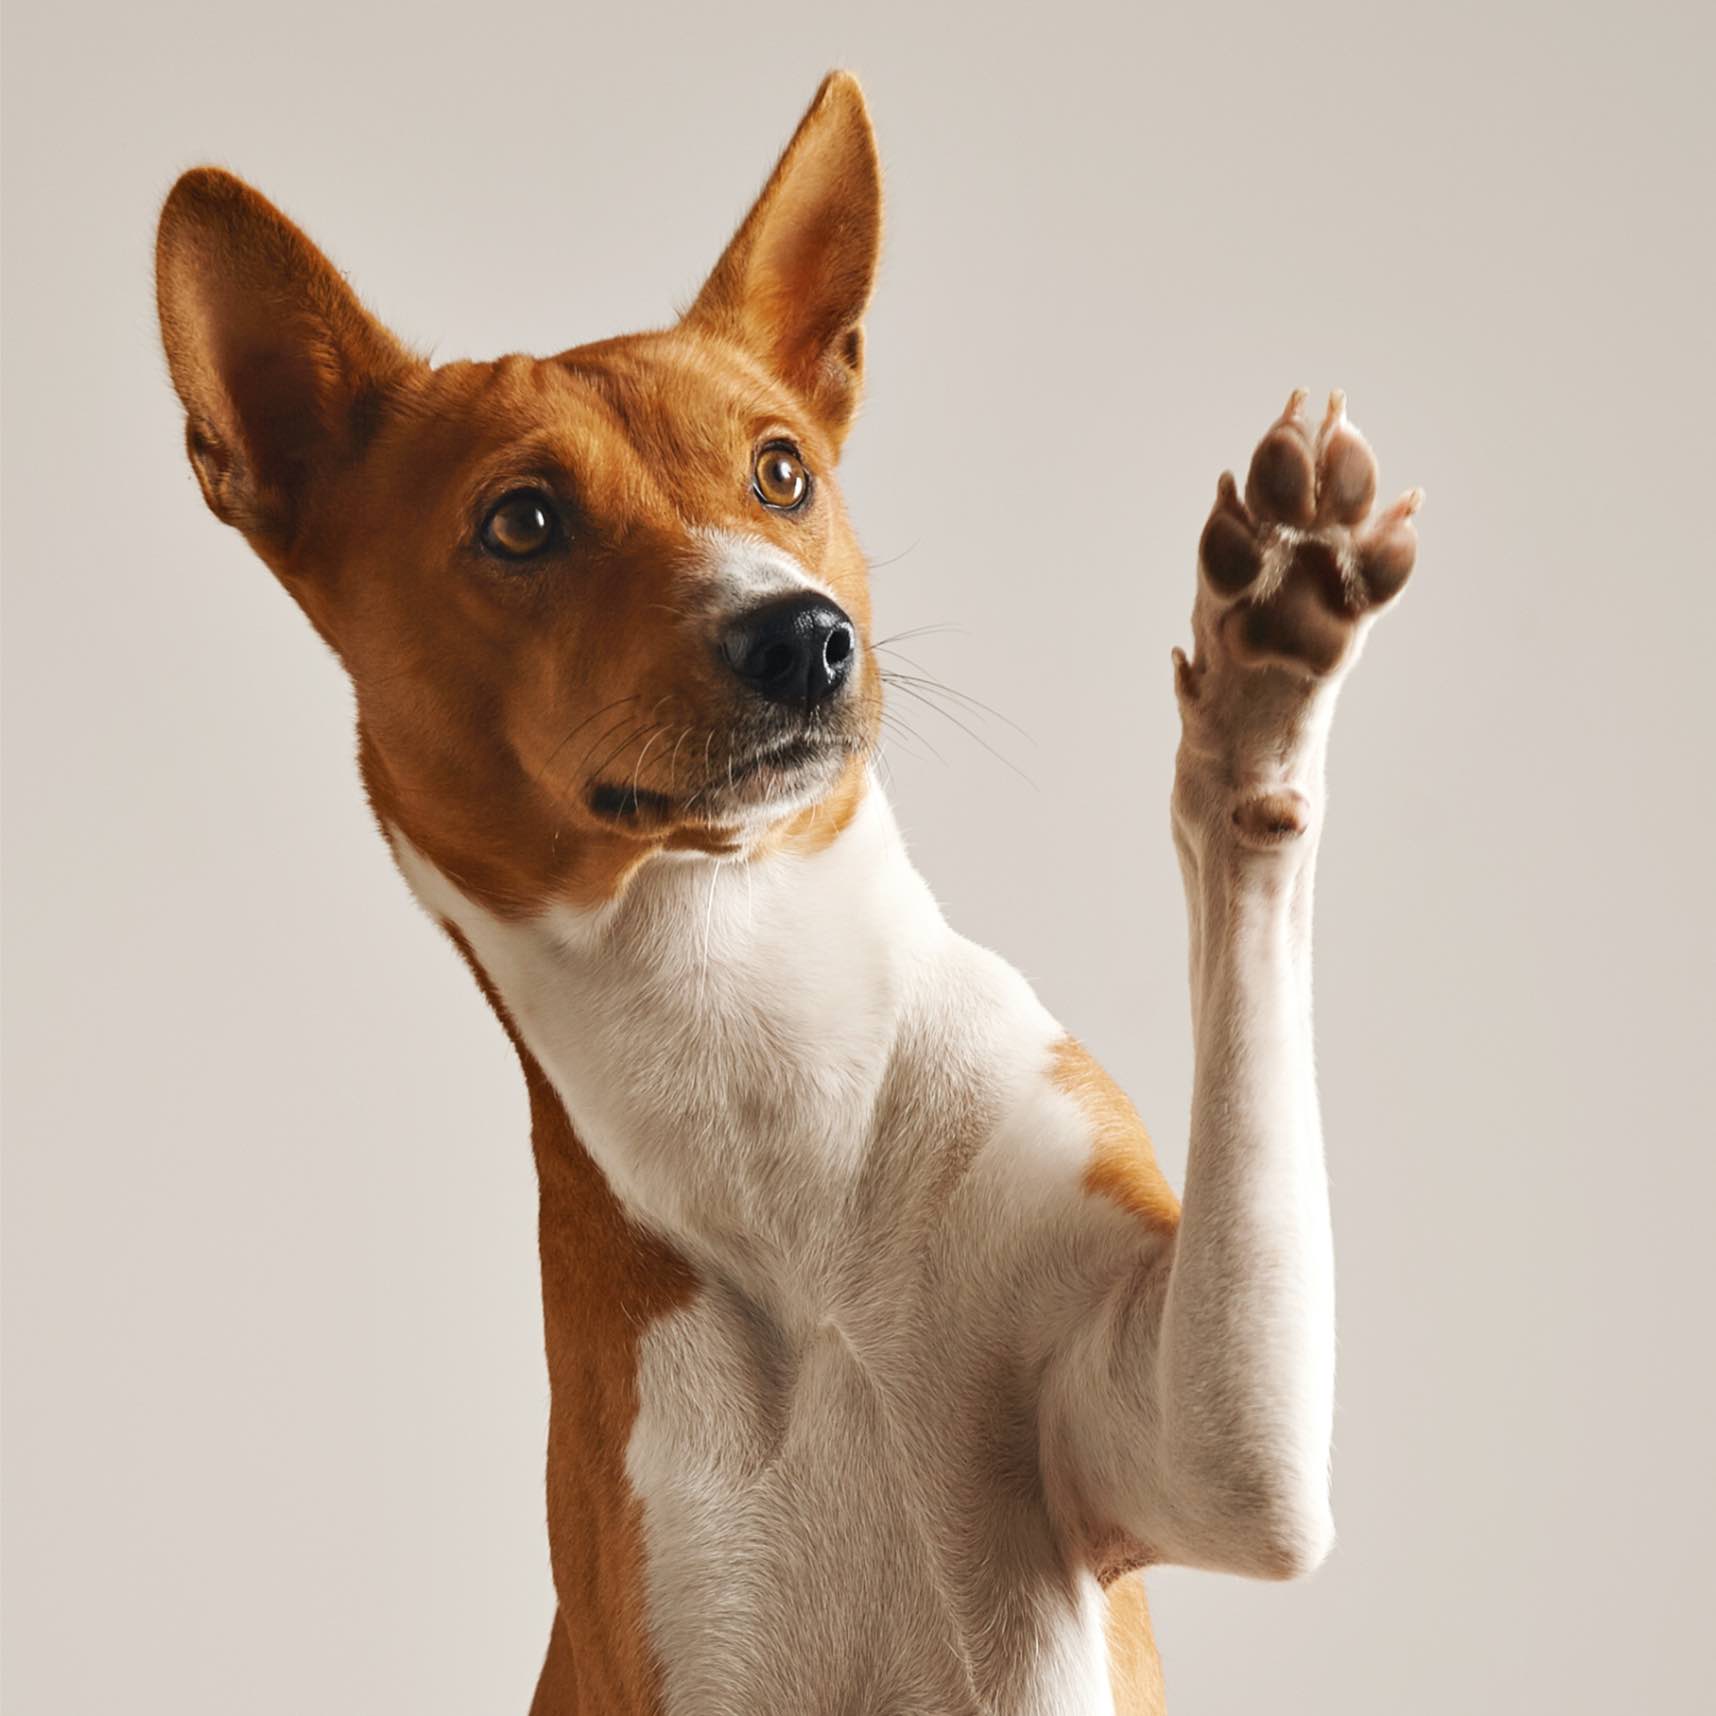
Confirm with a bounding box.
[597,950,1121,1711]
[629,1272,1114,1716]
[395,795,1131,1711]
[413,792,953,1250]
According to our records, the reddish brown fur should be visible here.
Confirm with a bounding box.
[155,82,883,924]
[1051,1035,1177,1706]
[1104,1573,1169,1716]
[329,330,881,914]
[1053,1037,1182,1235]
[445,925,692,1714]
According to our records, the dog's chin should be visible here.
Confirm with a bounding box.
[700,733,853,821]
[584,730,859,836]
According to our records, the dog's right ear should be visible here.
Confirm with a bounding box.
[155,170,415,552]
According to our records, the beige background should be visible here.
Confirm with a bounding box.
[4,0,1713,1710]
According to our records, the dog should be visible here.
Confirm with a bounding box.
[155,70,1420,1715]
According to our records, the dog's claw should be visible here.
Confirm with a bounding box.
[1316,389,1347,451]
[1172,644,1200,704]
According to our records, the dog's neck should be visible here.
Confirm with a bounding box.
[394,777,950,1294]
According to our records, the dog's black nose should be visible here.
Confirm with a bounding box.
[722,593,856,708]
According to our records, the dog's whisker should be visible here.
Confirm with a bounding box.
[667,722,697,789]
[883,680,1037,789]
[864,542,923,574]
[536,694,643,789]
[627,712,675,805]
[570,709,655,780]
[581,719,664,795]
[869,622,967,650]
[878,662,1036,743]
[878,708,944,767]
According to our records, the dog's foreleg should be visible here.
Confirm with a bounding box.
[1149,651,1343,1576]
[1040,394,1420,1578]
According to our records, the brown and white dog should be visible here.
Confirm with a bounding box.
[155,71,1421,1716]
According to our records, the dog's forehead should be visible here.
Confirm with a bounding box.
[558,331,798,428]
[408,336,804,478]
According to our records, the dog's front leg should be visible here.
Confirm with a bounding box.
[1041,393,1421,1579]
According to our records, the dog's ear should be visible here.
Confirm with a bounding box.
[155,169,416,552]
[684,71,882,447]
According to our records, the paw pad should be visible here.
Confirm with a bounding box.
[1197,391,1422,676]
[1233,789,1312,847]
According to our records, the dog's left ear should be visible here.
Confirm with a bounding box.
[685,71,882,447]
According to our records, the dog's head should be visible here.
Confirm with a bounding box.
[156,74,883,912]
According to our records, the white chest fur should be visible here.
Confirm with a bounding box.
[392,786,1136,1714]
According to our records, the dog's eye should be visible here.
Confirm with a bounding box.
[753,445,810,512]
[481,490,558,560]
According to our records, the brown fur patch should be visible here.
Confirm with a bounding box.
[1232,788,1312,848]
[1052,1038,1181,1235]
[444,924,695,1714]
[1104,1573,1169,1716]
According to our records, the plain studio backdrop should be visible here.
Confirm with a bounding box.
[4,1,1712,1710]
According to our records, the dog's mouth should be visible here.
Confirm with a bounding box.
[586,725,857,828]
[725,732,832,788]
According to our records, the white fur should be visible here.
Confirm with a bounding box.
[694,524,835,615]
[391,681,1341,1708]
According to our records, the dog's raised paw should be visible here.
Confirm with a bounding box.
[1196,391,1422,677]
